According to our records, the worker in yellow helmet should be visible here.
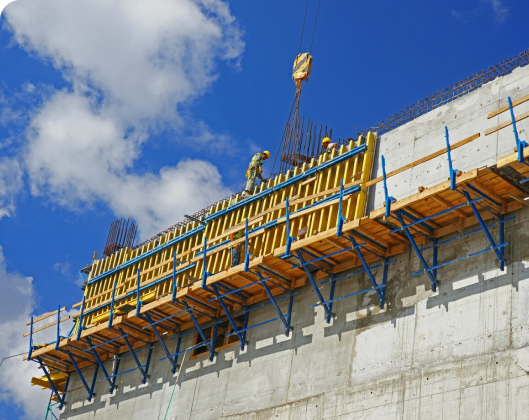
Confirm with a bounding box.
[322,137,339,153]
[242,151,270,198]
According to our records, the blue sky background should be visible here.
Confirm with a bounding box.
[0,0,528,418]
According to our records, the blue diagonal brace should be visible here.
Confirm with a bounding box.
[181,301,216,361]
[35,357,68,408]
[460,189,506,269]
[395,210,438,292]
[143,312,178,374]
[382,155,396,217]
[211,284,247,346]
[116,328,148,382]
[347,236,386,308]
[84,336,113,391]
[255,272,293,336]
[295,250,333,321]
[64,350,97,400]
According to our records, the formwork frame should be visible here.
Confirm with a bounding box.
[25,98,529,401]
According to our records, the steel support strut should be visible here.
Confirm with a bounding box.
[181,301,216,361]
[143,312,178,374]
[460,189,507,269]
[295,250,333,321]
[35,357,70,409]
[116,327,152,383]
[211,284,247,346]
[255,271,293,336]
[395,210,438,292]
[347,236,386,308]
[84,336,114,392]
[381,155,395,217]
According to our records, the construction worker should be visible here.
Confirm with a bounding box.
[229,231,244,267]
[242,151,270,198]
[322,137,339,153]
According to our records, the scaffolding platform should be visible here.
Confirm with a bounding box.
[24,94,529,403]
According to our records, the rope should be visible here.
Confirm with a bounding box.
[297,0,309,56]
[163,347,190,420]
[309,0,322,54]
[0,352,27,369]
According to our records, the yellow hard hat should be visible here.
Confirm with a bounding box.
[263,151,270,159]
[322,137,331,146]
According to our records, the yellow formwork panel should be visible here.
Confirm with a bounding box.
[77,135,377,328]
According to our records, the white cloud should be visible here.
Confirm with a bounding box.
[0,158,23,220]
[4,0,244,238]
[489,0,509,23]
[0,245,62,420]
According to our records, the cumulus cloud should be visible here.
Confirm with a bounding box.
[4,0,244,238]
[0,158,23,220]
[489,0,509,23]
[450,0,509,24]
[0,245,63,420]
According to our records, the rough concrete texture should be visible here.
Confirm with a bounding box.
[60,66,529,419]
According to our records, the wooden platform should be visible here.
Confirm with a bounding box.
[27,95,529,391]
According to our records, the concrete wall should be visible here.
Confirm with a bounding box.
[60,66,529,420]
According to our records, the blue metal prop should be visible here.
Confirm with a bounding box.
[84,336,115,392]
[76,296,86,341]
[395,210,438,291]
[202,236,209,288]
[285,198,295,256]
[347,236,386,308]
[244,218,250,271]
[116,327,152,383]
[54,305,62,351]
[508,97,529,167]
[381,155,395,217]
[136,269,141,317]
[460,189,506,269]
[445,127,458,190]
[211,284,247,345]
[172,251,177,301]
[254,271,293,336]
[337,179,346,237]
[35,357,70,409]
[143,312,178,374]
[181,301,216,361]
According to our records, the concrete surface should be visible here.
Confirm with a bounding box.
[59,65,529,419]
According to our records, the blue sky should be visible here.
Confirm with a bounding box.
[0,0,527,418]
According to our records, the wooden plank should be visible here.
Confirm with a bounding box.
[509,194,529,207]
[430,194,468,218]
[26,307,66,325]
[24,316,71,337]
[366,133,480,187]
[487,94,529,119]
[301,176,317,186]
[497,147,529,168]
[370,169,479,219]
[485,110,529,136]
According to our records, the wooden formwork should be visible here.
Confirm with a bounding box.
[26,93,529,398]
